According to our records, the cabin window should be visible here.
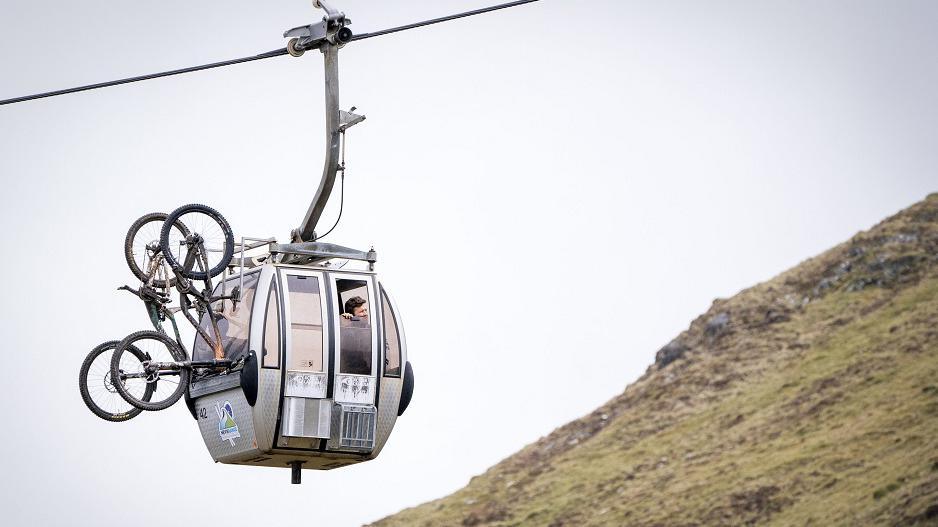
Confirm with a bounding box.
[286,274,324,372]
[192,272,260,362]
[381,289,402,377]
[337,279,373,375]
[262,281,280,368]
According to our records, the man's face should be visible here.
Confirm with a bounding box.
[353,304,368,318]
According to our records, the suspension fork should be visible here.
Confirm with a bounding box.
[144,250,161,285]
[164,307,184,349]
[146,302,164,334]
[144,300,184,348]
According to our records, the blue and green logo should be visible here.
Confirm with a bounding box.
[216,401,241,445]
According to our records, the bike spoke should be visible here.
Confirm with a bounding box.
[112,331,188,411]
[173,210,228,274]
[126,213,189,287]
[84,345,138,418]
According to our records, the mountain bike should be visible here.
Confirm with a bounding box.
[78,210,189,422]
[78,204,238,420]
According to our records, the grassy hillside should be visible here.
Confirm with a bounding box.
[373,194,938,526]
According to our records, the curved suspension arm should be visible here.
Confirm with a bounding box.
[295,42,342,242]
[291,0,540,242]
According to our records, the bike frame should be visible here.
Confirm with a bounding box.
[126,235,241,378]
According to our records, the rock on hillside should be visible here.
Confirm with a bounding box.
[372,194,938,527]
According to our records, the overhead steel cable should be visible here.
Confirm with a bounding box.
[351,0,540,41]
[0,0,541,107]
[0,47,289,106]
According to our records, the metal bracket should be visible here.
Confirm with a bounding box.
[315,1,346,24]
[290,460,306,484]
[338,108,366,132]
[284,21,329,56]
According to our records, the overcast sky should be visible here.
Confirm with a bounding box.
[1,1,936,525]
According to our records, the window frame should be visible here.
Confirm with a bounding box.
[331,273,379,379]
[279,268,330,377]
[261,277,281,369]
[191,269,261,362]
[379,284,403,378]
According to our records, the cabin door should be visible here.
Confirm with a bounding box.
[330,274,378,406]
[277,269,331,443]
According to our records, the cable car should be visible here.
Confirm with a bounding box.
[35,0,543,483]
[185,243,413,483]
[175,3,424,481]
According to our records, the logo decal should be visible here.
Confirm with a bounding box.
[216,401,241,446]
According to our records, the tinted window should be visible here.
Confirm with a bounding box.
[381,290,401,377]
[193,272,259,361]
[262,281,280,368]
[337,279,372,375]
[287,275,324,372]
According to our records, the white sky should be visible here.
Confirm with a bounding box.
[1,1,936,525]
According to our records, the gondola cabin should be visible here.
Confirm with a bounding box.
[185,241,413,483]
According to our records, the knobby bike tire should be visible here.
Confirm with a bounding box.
[110,330,190,412]
[124,212,191,288]
[159,204,234,280]
[79,340,155,422]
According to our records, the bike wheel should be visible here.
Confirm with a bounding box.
[79,340,155,422]
[159,204,234,280]
[110,330,190,411]
[124,212,191,288]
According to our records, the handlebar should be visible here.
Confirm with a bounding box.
[118,284,171,304]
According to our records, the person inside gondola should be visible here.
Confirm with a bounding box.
[341,296,368,321]
[339,295,371,374]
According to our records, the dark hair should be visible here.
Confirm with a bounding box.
[344,296,366,315]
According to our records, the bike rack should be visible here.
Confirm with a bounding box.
[226,237,278,306]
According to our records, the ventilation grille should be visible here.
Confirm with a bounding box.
[333,404,376,451]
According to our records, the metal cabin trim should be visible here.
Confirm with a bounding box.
[378,282,406,379]
[317,271,338,452]
[189,373,242,398]
[368,281,405,459]
[272,242,376,268]
[249,265,280,453]
[270,268,290,452]
[259,275,282,370]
